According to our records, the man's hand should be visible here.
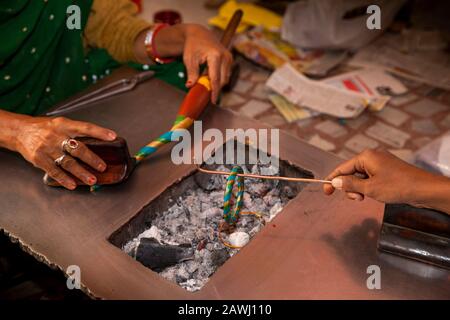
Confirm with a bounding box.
[323,149,450,214]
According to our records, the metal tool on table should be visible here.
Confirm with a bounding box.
[44,10,244,188]
[45,71,155,117]
[378,204,450,269]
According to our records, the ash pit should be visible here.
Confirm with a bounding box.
[109,143,313,292]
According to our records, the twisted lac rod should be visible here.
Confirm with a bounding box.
[134,10,244,164]
[197,167,332,184]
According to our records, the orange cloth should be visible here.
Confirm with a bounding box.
[84,0,151,63]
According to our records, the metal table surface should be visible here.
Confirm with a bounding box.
[0,68,448,299]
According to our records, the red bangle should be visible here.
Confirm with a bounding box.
[145,23,176,64]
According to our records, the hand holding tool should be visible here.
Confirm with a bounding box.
[44,10,244,188]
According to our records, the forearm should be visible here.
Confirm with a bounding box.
[409,172,450,215]
[84,0,151,63]
[0,110,30,152]
[133,23,189,65]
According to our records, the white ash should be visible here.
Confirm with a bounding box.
[122,162,297,292]
[228,232,250,247]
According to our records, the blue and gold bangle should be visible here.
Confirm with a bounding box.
[223,166,244,225]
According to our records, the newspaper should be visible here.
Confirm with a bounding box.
[268,94,317,123]
[350,37,450,91]
[266,63,367,118]
[323,68,408,111]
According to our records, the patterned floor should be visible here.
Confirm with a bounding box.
[222,57,450,167]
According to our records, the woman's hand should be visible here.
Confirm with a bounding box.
[180,24,233,103]
[323,149,450,213]
[135,23,233,104]
[14,116,117,190]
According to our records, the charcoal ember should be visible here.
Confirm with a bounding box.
[184,193,201,212]
[199,207,222,219]
[243,192,252,208]
[249,224,261,237]
[246,182,270,197]
[237,215,259,229]
[196,266,214,280]
[176,229,196,243]
[134,238,194,271]
[123,239,139,255]
[195,229,207,239]
[180,279,205,291]
[263,189,280,206]
[175,263,191,282]
[195,251,215,279]
[251,164,260,175]
[261,168,280,189]
[194,249,203,261]
[260,165,279,176]
[123,225,172,254]
[270,202,283,215]
[237,216,250,228]
[185,260,199,274]
[161,203,186,221]
[210,248,230,267]
[209,191,224,207]
[194,167,227,191]
[207,230,216,242]
[196,239,207,251]
[199,247,213,259]
[282,185,296,199]
[246,197,267,213]
[249,165,264,183]
[240,165,250,174]
[269,188,280,197]
[139,225,163,243]
[267,202,283,222]
[159,266,178,282]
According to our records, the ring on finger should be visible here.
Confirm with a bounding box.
[62,138,79,153]
[54,154,67,167]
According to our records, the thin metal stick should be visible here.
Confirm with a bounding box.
[197,167,332,184]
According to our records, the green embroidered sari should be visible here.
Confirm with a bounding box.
[0,0,187,116]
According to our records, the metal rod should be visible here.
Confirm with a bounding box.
[45,71,155,116]
[197,167,332,184]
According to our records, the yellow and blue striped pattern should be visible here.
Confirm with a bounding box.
[223,166,244,225]
[134,116,194,163]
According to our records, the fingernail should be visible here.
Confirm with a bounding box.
[348,193,358,200]
[108,132,116,140]
[68,182,77,190]
[98,163,106,172]
[348,192,363,201]
[331,177,343,189]
[87,176,97,185]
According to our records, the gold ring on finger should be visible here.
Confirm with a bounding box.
[62,138,79,153]
[54,154,67,167]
